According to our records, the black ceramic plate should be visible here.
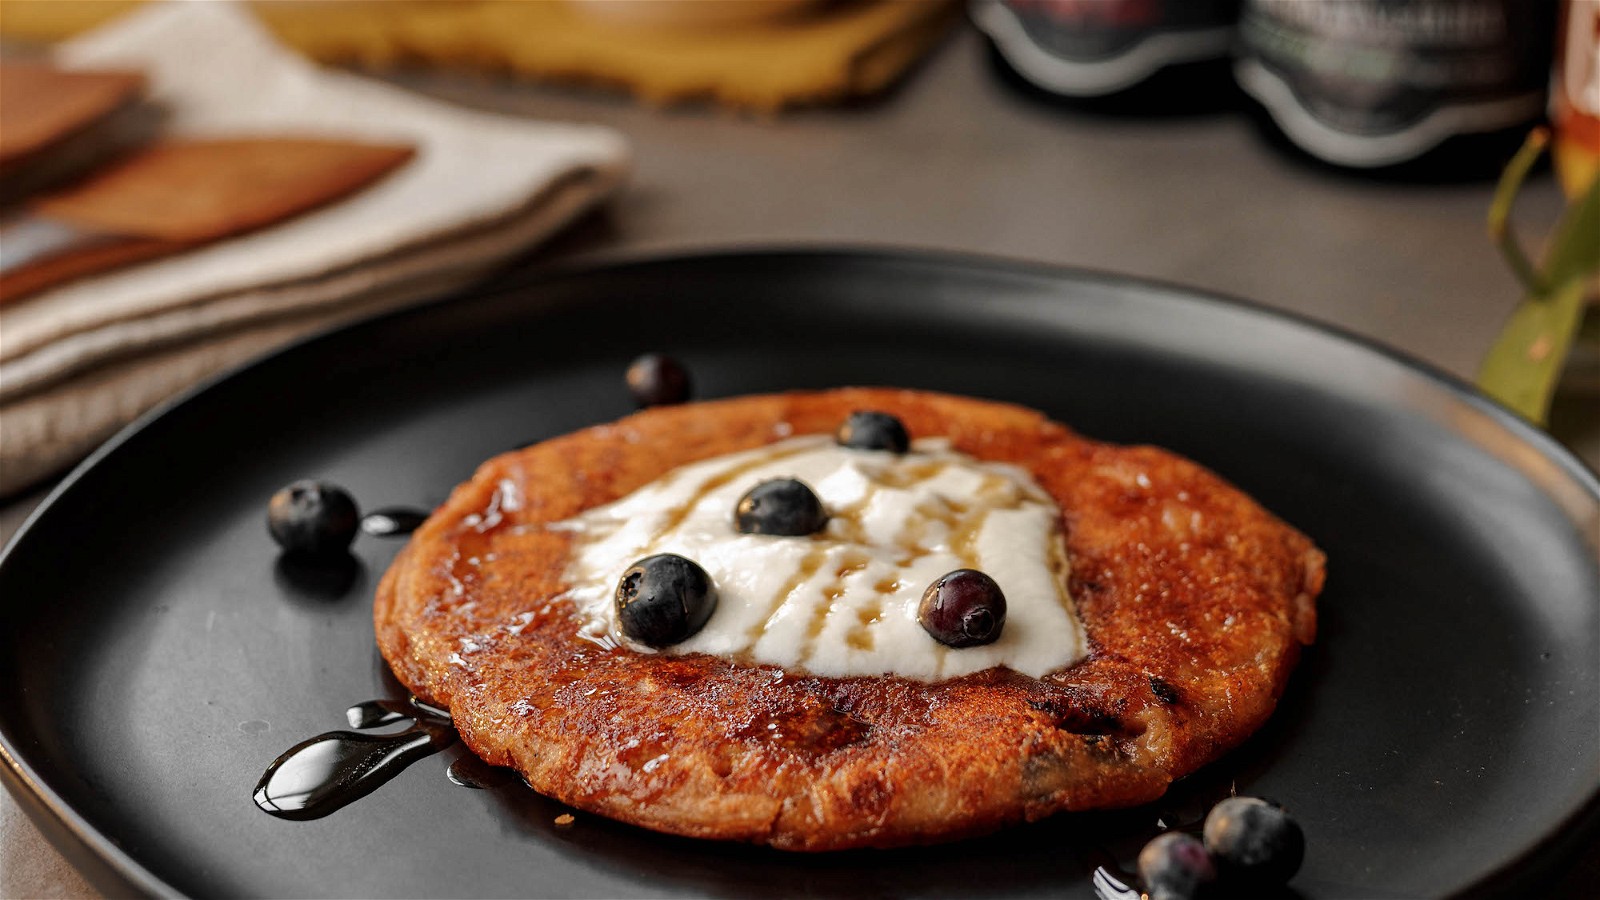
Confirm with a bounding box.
[2,251,1597,899]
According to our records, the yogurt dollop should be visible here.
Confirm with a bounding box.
[558,435,1086,680]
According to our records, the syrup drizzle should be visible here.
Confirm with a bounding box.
[361,507,430,538]
[344,699,413,729]
[445,755,519,789]
[253,697,456,820]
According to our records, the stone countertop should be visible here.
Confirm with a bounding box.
[3,24,1595,900]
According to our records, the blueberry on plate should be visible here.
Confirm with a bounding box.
[735,478,828,536]
[836,410,910,453]
[1137,831,1216,900]
[267,480,360,557]
[918,569,1006,648]
[625,353,691,407]
[1203,796,1305,887]
[615,553,718,647]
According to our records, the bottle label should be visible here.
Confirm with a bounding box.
[1236,0,1553,167]
[973,0,1239,97]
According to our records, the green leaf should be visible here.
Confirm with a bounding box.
[1478,278,1590,424]
[1487,128,1550,295]
[1477,136,1600,425]
[1541,172,1600,292]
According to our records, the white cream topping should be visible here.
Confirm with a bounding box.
[558,435,1086,680]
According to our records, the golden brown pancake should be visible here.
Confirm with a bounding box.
[374,389,1323,850]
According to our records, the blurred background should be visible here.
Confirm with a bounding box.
[0,1,1596,896]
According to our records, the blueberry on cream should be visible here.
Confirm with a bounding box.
[735,478,829,536]
[918,569,1007,648]
[615,553,718,647]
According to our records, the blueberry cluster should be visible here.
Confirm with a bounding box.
[614,410,1008,652]
[1136,797,1305,900]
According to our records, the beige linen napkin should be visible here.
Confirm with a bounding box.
[0,0,630,496]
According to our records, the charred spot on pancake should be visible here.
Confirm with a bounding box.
[1149,675,1180,705]
[1027,694,1136,737]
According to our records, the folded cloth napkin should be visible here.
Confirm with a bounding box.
[0,0,629,497]
[0,0,960,113]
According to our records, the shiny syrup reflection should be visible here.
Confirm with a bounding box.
[361,506,431,538]
[1091,866,1142,900]
[253,697,455,820]
[446,754,519,790]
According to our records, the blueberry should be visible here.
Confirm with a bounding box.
[625,353,690,407]
[918,569,1006,648]
[267,480,359,557]
[1137,831,1216,900]
[735,478,828,536]
[615,554,718,647]
[1202,796,1305,887]
[836,410,910,453]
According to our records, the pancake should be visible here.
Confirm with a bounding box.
[374,388,1324,850]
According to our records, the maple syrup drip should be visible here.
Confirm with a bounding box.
[253,698,454,820]
[344,699,412,729]
[445,755,518,789]
[361,507,430,538]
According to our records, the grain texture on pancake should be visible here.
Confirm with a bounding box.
[375,389,1324,850]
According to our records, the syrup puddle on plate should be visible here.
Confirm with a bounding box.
[257,501,509,820]
[445,754,519,790]
[254,697,458,820]
[360,507,430,538]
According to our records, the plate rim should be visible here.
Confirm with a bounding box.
[2,245,1596,899]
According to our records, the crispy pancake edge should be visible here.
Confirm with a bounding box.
[374,388,1324,850]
